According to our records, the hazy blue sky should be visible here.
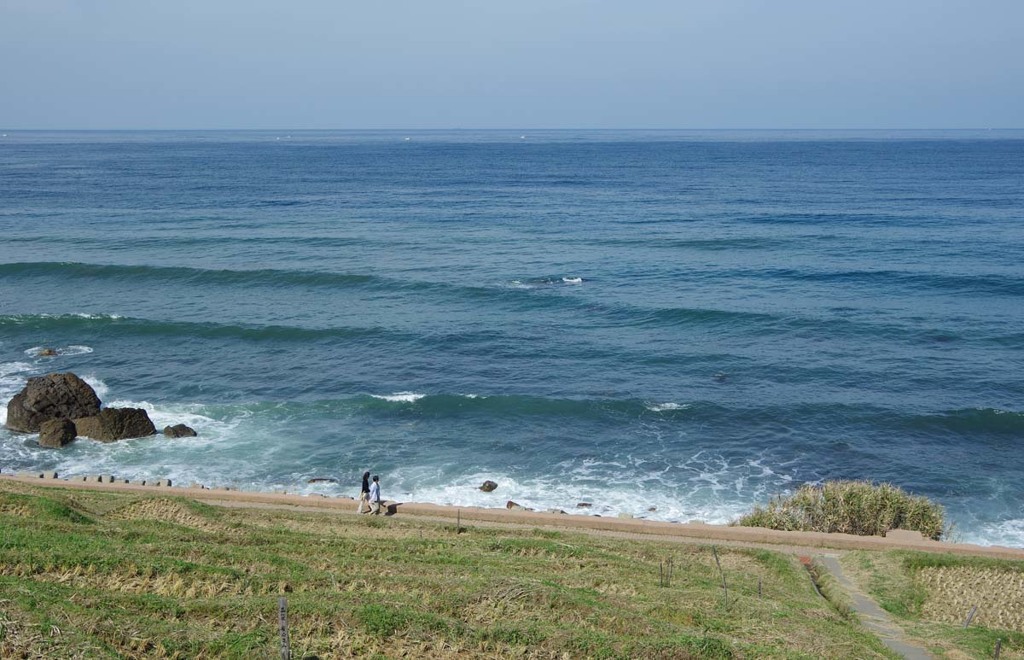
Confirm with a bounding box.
[2,0,1022,129]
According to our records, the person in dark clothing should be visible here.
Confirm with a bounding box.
[357,470,371,514]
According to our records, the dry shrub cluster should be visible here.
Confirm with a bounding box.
[735,480,947,540]
[918,565,1024,632]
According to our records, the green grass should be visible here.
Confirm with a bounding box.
[0,481,901,658]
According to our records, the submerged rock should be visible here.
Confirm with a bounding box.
[74,407,157,442]
[307,477,338,484]
[480,480,498,492]
[6,372,101,433]
[163,423,198,438]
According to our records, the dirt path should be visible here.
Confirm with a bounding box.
[818,554,934,660]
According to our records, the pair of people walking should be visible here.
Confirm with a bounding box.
[357,470,382,515]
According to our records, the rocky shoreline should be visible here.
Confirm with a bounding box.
[5,371,195,446]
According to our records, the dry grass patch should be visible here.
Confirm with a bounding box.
[0,606,41,659]
[918,565,1024,632]
[464,579,544,625]
[0,601,101,659]
[1,562,252,598]
[0,501,32,517]
[106,497,225,533]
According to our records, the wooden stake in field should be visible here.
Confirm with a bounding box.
[712,546,728,609]
[963,604,978,629]
[279,597,291,660]
[659,558,674,587]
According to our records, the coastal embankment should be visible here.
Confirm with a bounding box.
[5,472,1024,658]
[5,471,1023,561]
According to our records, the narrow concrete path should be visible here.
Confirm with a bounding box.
[818,555,933,660]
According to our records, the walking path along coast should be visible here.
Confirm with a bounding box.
[4,471,1022,561]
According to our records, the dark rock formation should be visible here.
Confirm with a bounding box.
[38,418,77,448]
[37,348,58,357]
[307,477,338,484]
[163,423,198,438]
[480,480,498,492]
[74,407,157,442]
[506,500,523,510]
[6,372,101,433]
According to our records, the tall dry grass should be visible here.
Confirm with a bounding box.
[735,480,947,540]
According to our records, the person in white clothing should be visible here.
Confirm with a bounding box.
[368,475,382,515]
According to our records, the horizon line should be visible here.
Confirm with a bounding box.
[2,127,1022,132]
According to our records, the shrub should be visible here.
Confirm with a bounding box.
[734,481,946,540]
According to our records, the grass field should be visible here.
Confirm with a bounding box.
[2,479,1021,659]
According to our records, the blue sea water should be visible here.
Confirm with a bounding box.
[1,129,1022,546]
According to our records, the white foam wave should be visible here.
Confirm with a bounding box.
[12,312,122,321]
[81,375,109,402]
[72,313,123,320]
[0,361,36,425]
[645,402,690,412]
[506,277,584,289]
[964,518,1024,548]
[24,345,94,358]
[0,361,34,380]
[371,392,426,403]
[378,450,801,525]
[106,399,217,434]
[391,472,752,524]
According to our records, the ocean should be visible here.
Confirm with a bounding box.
[1,129,1022,546]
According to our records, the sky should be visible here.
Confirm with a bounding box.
[1,0,1022,130]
